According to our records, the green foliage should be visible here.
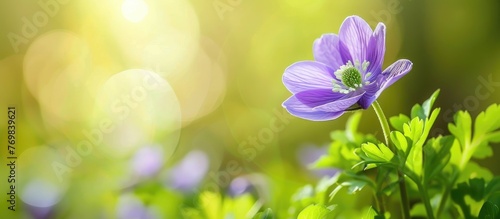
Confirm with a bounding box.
[297,204,333,219]
[448,104,500,169]
[184,191,257,219]
[174,90,500,219]
[292,90,500,218]
[314,111,379,171]
[451,177,500,219]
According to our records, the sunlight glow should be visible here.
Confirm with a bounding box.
[122,0,149,23]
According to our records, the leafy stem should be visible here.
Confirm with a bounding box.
[372,101,410,219]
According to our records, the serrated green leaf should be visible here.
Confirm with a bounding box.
[459,162,493,183]
[298,204,331,219]
[418,108,441,147]
[474,104,500,138]
[403,118,424,144]
[390,131,409,153]
[478,201,500,219]
[360,142,395,163]
[449,111,472,152]
[389,114,410,132]
[472,142,493,159]
[403,118,426,176]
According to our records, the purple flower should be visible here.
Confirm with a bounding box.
[165,150,209,191]
[131,145,165,178]
[282,15,413,121]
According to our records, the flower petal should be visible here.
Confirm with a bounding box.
[313,91,365,112]
[378,59,413,89]
[283,96,344,121]
[358,83,381,109]
[358,59,413,108]
[282,61,335,94]
[313,34,346,70]
[339,16,373,63]
[295,89,346,108]
[366,22,386,79]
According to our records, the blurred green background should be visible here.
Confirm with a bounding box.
[1,0,500,218]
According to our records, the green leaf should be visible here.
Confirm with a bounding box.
[448,111,472,153]
[410,89,440,120]
[411,103,424,120]
[390,131,409,153]
[421,89,440,119]
[363,206,379,219]
[474,104,500,138]
[298,204,332,219]
[472,142,493,159]
[478,201,500,219]
[469,178,486,201]
[403,118,425,176]
[403,118,424,144]
[389,114,410,132]
[459,162,493,183]
[346,111,363,142]
[329,172,376,200]
[423,136,454,182]
[358,142,395,164]
[451,178,490,218]
[448,104,500,172]
[253,208,274,219]
[485,177,500,198]
[451,181,473,218]
[410,203,427,217]
[316,112,379,171]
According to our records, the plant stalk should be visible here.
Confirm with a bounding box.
[417,181,435,219]
[372,101,411,219]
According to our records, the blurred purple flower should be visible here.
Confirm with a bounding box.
[229,174,270,202]
[229,176,253,196]
[166,150,209,191]
[25,205,53,219]
[282,15,412,121]
[131,145,164,177]
[297,145,338,177]
[116,193,157,219]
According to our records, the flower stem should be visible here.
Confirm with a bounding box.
[417,181,435,219]
[372,101,410,219]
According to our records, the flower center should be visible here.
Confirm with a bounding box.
[340,67,362,88]
[332,60,372,94]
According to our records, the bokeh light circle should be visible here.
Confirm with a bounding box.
[17,146,69,208]
[94,69,181,159]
